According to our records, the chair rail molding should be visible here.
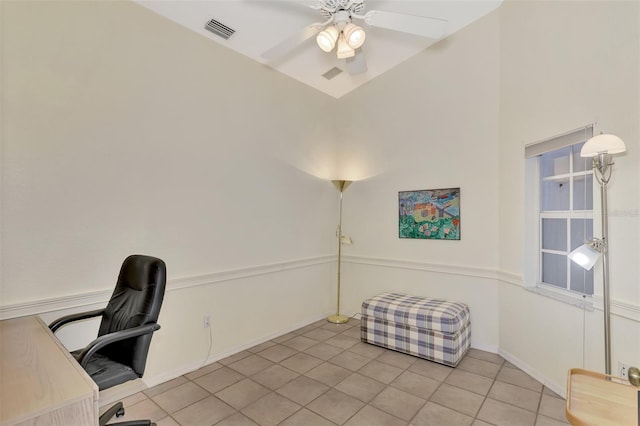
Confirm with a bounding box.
[344,257,639,323]
[0,255,335,320]
[343,255,499,280]
[4,255,637,324]
[496,267,640,323]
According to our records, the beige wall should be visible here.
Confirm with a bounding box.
[331,10,502,352]
[1,1,341,304]
[498,0,640,391]
[1,0,638,395]
[1,0,342,380]
[334,0,640,393]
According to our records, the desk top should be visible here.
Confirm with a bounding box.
[566,368,638,426]
[0,315,98,425]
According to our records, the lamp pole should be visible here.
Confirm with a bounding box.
[572,133,626,377]
[594,153,613,375]
[328,180,351,324]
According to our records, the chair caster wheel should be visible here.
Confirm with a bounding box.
[116,407,125,418]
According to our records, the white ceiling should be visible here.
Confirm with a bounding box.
[135,0,502,98]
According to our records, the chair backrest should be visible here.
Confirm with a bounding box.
[98,254,166,377]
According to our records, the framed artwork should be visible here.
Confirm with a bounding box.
[399,188,460,240]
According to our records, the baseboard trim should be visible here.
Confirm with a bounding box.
[470,342,500,354]
[99,379,147,408]
[143,312,330,388]
[498,348,566,398]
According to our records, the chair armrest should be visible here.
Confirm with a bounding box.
[76,323,161,368]
[49,309,106,333]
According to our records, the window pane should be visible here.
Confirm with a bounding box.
[573,174,593,210]
[534,138,594,296]
[542,219,567,251]
[541,180,570,211]
[542,252,567,287]
[541,146,571,177]
[572,143,590,172]
[570,219,593,251]
[570,262,594,295]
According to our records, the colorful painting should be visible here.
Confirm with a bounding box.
[399,188,460,240]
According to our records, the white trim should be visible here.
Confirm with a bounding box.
[497,270,523,286]
[0,289,112,319]
[99,379,147,408]
[168,255,334,291]
[524,124,593,158]
[3,256,637,324]
[525,285,594,311]
[470,343,500,355]
[348,257,639,323]
[497,269,640,323]
[343,255,498,280]
[526,135,599,300]
[592,295,640,323]
[498,347,567,398]
[144,318,498,390]
[142,312,330,388]
[0,255,334,320]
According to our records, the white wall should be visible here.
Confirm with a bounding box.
[2,0,638,397]
[1,0,342,383]
[329,0,639,395]
[498,0,640,393]
[332,10,502,352]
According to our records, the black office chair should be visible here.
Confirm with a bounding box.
[50,255,166,426]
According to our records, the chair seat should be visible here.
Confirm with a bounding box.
[72,350,139,391]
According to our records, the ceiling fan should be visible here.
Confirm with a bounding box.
[261,0,448,75]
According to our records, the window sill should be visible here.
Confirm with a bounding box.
[525,285,594,311]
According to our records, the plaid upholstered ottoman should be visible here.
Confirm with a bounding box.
[361,292,471,367]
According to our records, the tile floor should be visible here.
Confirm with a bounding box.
[106,319,570,426]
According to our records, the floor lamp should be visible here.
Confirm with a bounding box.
[327,180,352,324]
[568,133,626,375]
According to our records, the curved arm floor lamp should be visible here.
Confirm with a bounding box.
[568,133,625,376]
[328,180,352,324]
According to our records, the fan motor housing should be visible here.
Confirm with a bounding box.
[319,0,365,19]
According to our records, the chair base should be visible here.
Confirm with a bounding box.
[100,401,155,426]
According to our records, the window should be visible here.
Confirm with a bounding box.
[525,126,595,298]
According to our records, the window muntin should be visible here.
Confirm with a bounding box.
[538,142,594,295]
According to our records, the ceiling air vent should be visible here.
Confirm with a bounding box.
[322,67,343,80]
[205,19,235,40]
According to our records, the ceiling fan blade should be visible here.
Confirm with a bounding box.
[345,48,367,75]
[261,22,325,62]
[362,10,447,39]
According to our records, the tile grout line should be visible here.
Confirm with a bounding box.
[136,318,568,426]
[477,364,503,426]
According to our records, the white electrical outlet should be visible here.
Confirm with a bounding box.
[618,361,630,379]
[203,314,211,328]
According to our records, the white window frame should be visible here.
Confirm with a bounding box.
[524,125,599,308]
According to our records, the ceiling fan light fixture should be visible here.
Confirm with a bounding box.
[343,23,365,49]
[316,25,339,52]
[336,33,355,59]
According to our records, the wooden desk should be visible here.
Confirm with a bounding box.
[0,316,98,426]
[566,368,638,425]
